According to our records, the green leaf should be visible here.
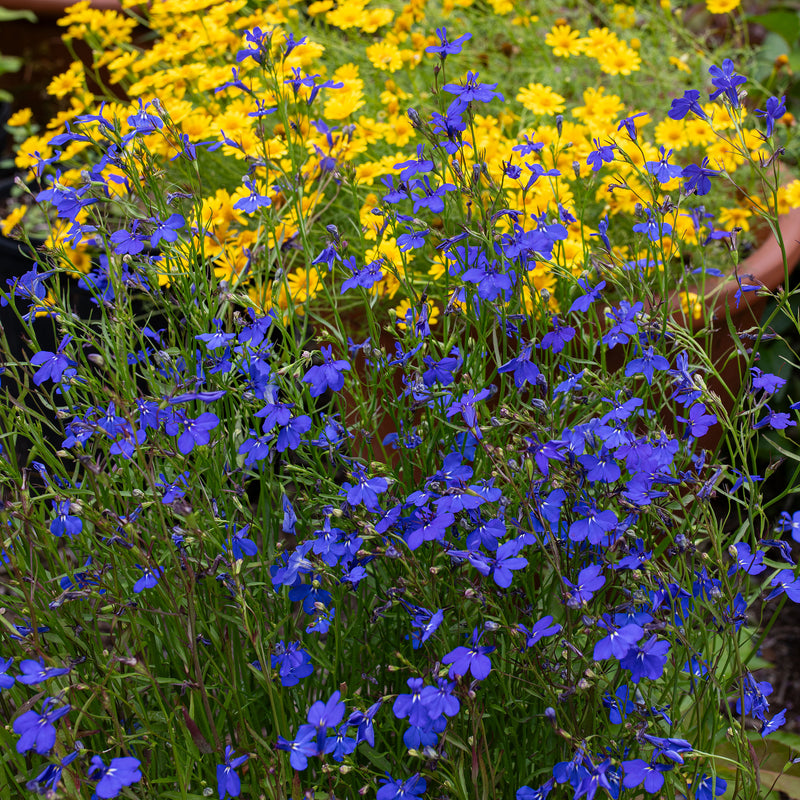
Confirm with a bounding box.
[768,729,800,754]
[361,745,392,773]
[0,8,36,23]
[748,11,800,46]
[716,734,800,798]
[0,54,22,74]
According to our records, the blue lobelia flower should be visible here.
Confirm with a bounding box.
[709,59,746,107]
[568,279,606,314]
[682,158,719,196]
[0,657,14,690]
[16,658,70,685]
[393,677,430,727]
[676,403,717,438]
[563,564,606,608]
[568,502,618,545]
[750,367,786,395]
[761,708,787,737]
[753,406,796,430]
[216,746,249,799]
[394,144,435,180]
[377,772,427,800]
[165,410,220,454]
[755,95,787,137]
[229,524,258,560]
[341,463,389,511]
[233,178,271,214]
[593,618,643,661]
[26,748,79,795]
[442,627,494,680]
[603,301,642,348]
[426,27,471,60]
[50,500,83,538]
[13,698,71,754]
[619,635,670,683]
[346,700,381,748]
[308,690,346,734]
[271,641,313,688]
[109,225,146,256]
[324,723,357,762]
[303,345,350,397]
[518,615,562,648]
[766,569,800,602]
[538,317,576,354]
[621,759,672,794]
[420,678,460,719]
[288,576,332,614]
[442,70,504,116]
[728,542,766,577]
[516,780,554,799]
[668,89,707,120]
[133,565,165,594]
[586,138,616,172]
[276,723,318,770]
[624,346,670,385]
[646,147,684,184]
[693,773,727,800]
[30,335,76,386]
[88,756,142,799]
[632,209,673,241]
[149,212,185,247]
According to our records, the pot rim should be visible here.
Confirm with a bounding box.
[672,205,800,330]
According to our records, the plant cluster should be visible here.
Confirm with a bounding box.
[2,0,797,320]
[1,1,800,799]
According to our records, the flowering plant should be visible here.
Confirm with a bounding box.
[2,1,800,799]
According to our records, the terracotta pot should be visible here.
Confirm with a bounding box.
[674,204,800,448]
[686,205,800,323]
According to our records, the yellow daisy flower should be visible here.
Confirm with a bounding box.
[654,118,691,151]
[544,24,583,58]
[362,7,395,33]
[612,3,636,28]
[706,0,741,13]
[0,206,27,237]
[367,40,404,72]
[46,62,86,100]
[287,267,324,304]
[6,108,33,127]
[326,2,369,30]
[718,206,752,232]
[669,55,692,74]
[579,27,619,59]
[307,0,334,15]
[516,83,565,116]
[382,113,414,147]
[596,42,641,75]
[783,180,800,210]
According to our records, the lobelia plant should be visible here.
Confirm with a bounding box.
[3,2,800,800]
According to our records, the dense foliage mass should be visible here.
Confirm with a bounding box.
[2,1,800,798]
